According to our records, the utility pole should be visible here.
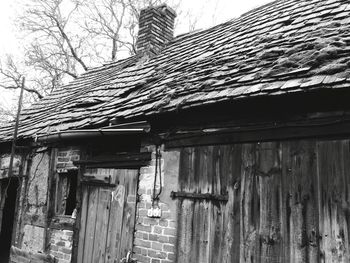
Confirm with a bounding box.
[8,77,25,178]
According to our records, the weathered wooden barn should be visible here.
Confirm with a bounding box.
[1,0,350,262]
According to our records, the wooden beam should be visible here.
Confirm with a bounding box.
[74,152,152,168]
[170,191,229,202]
[164,116,350,148]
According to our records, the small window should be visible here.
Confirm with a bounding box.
[55,170,77,216]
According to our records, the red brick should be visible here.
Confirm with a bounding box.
[139,188,147,195]
[50,245,59,252]
[59,247,72,254]
[136,224,152,232]
[153,226,163,234]
[163,244,175,253]
[134,246,142,254]
[149,234,158,241]
[134,238,152,248]
[162,212,172,219]
[168,236,176,245]
[144,217,159,226]
[56,241,65,247]
[160,204,169,211]
[135,232,143,239]
[163,228,176,236]
[151,241,163,250]
[148,249,166,259]
[136,246,148,256]
[158,235,169,243]
[159,219,168,227]
[139,209,148,216]
[167,253,175,260]
[137,217,144,224]
[135,254,151,263]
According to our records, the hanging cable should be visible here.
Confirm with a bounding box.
[152,145,163,206]
[155,147,163,200]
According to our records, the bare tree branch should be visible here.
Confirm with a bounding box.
[0,84,43,99]
[51,14,88,71]
[0,0,215,121]
[0,56,44,99]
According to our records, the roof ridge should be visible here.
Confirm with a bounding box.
[239,0,286,18]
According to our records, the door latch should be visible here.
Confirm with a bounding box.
[120,251,137,263]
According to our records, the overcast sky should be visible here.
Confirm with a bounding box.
[0,0,272,109]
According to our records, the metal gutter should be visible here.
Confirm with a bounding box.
[36,121,151,143]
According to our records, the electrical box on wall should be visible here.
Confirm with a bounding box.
[147,207,162,218]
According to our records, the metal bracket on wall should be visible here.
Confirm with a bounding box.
[170,191,229,202]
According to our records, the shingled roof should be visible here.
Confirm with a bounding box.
[1,0,350,142]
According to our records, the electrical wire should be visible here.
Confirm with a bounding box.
[152,145,163,205]
[154,147,163,200]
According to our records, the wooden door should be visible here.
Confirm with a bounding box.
[176,141,350,263]
[176,146,241,263]
[77,168,138,263]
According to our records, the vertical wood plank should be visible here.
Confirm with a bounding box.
[240,143,260,263]
[113,170,126,263]
[210,201,225,263]
[0,181,3,232]
[179,147,195,193]
[317,140,350,263]
[105,169,123,263]
[77,186,89,263]
[195,201,210,263]
[176,199,195,262]
[222,144,242,263]
[283,140,319,263]
[83,186,99,263]
[118,169,138,260]
[92,188,110,263]
[256,142,283,263]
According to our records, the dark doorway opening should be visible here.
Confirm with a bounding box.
[0,178,19,263]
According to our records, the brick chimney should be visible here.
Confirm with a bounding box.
[137,4,177,54]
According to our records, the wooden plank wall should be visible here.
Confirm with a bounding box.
[176,139,350,263]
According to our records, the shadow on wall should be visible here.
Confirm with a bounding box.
[0,178,19,263]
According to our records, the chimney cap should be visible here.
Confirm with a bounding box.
[140,4,177,18]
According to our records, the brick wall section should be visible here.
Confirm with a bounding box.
[133,146,180,263]
[50,147,79,263]
[56,147,80,172]
[49,230,73,263]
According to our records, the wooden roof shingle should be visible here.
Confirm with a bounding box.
[1,0,350,141]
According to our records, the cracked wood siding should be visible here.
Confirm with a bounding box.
[176,140,350,263]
